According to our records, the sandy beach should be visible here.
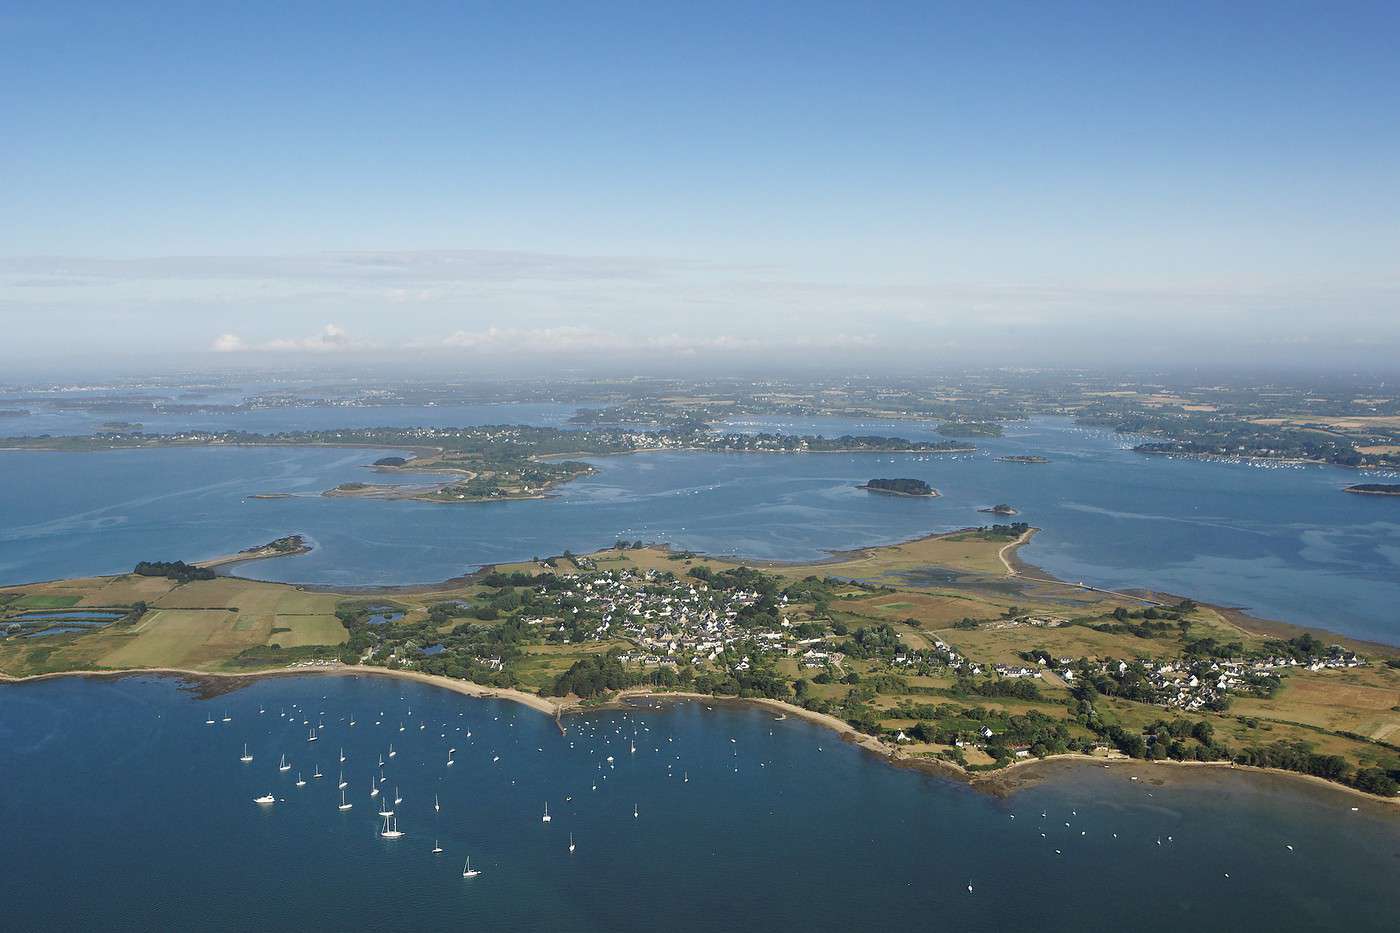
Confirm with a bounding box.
[2,663,1395,809]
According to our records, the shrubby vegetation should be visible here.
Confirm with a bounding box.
[133,560,215,583]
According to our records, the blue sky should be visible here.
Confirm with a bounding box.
[2,1,1398,370]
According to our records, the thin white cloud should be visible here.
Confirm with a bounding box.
[212,323,364,353]
[211,333,246,353]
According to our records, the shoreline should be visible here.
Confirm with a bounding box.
[856,484,940,497]
[5,521,1393,655]
[4,663,1394,811]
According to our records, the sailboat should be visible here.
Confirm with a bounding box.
[446,749,455,767]
[338,790,353,811]
[370,777,379,798]
[379,815,403,839]
[683,771,689,783]
[314,764,323,780]
[435,794,440,813]
[306,726,317,743]
[569,833,576,853]
[240,743,254,763]
[222,711,231,722]
[633,803,639,819]
[388,744,396,759]
[432,840,443,854]
[295,772,306,788]
[462,857,480,879]
[339,748,346,764]
[542,802,551,823]
[254,792,275,805]
[379,798,394,818]
[338,770,346,789]
[394,787,403,806]
[205,714,215,725]
[278,754,291,772]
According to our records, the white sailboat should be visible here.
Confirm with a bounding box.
[306,726,317,743]
[278,754,291,772]
[379,799,394,818]
[222,711,231,722]
[462,857,480,878]
[542,802,551,823]
[254,792,275,805]
[338,789,353,811]
[446,749,455,767]
[380,815,403,839]
[338,770,346,789]
[240,743,254,763]
[295,772,306,788]
[394,787,403,806]
[205,714,215,725]
[314,764,323,780]
[435,794,440,813]
[569,833,576,853]
[370,777,380,798]
[388,743,396,759]
[633,803,639,819]
[432,840,443,854]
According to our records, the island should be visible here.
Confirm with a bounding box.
[859,478,937,497]
[937,421,1003,438]
[979,503,1018,515]
[1344,484,1400,496]
[2,529,1395,801]
[995,455,1049,464]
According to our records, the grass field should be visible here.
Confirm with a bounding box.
[11,594,83,609]
[0,575,349,675]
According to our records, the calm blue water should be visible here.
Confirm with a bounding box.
[2,416,1398,642]
[1,674,1395,932]
[5,401,579,437]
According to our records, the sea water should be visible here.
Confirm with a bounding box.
[1,674,1395,932]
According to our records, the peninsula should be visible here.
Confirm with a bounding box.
[3,529,1396,802]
